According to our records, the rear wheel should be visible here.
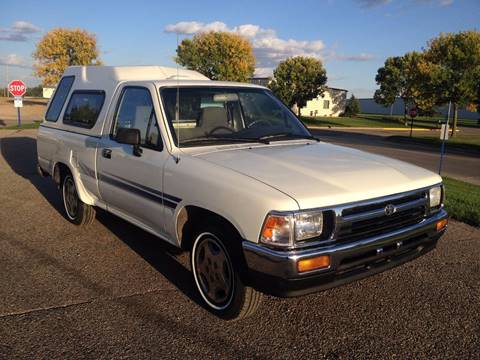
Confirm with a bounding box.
[62,173,95,226]
[191,225,263,320]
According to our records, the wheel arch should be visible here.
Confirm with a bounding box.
[176,205,246,252]
[52,161,96,205]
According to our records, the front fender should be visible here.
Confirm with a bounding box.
[164,154,299,245]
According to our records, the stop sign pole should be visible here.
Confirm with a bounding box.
[8,80,27,128]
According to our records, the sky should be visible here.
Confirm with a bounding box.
[1,0,479,97]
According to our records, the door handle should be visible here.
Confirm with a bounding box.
[102,148,112,159]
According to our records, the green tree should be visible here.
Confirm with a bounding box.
[175,31,255,82]
[268,56,327,115]
[25,85,43,97]
[374,51,428,124]
[423,31,480,136]
[345,94,360,117]
[33,28,102,86]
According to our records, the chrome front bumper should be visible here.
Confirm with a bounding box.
[242,209,448,296]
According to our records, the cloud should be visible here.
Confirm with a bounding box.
[0,33,29,41]
[356,0,391,8]
[254,67,274,77]
[0,54,32,68]
[327,74,347,81]
[166,21,207,34]
[165,21,326,68]
[439,0,453,6]
[417,0,454,6]
[0,20,41,42]
[335,53,375,61]
[12,21,41,34]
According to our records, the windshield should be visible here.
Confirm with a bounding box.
[160,87,312,147]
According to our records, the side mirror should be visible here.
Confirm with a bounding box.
[115,127,143,157]
[116,127,140,145]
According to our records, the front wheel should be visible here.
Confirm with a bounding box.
[62,173,95,226]
[191,227,263,320]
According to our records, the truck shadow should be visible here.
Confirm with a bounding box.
[0,135,203,308]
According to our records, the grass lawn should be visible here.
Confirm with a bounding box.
[0,121,41,130]
[443,177,480,227]
[302,113,480,130]
[301,114,436,129]
[363,113,480,129]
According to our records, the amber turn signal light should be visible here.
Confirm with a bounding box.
[297,255,330,273]
[436,219,448,231]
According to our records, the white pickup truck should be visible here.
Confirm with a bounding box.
[37,66,448,320]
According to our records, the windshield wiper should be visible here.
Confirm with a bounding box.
[257,133,320,142]
[180,136,269,146]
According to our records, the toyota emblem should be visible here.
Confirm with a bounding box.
[384,204,396,216]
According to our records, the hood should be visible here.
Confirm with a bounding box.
[193,141,442,209]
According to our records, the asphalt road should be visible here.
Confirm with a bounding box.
[0,130,479,359]
[310,128,480,185]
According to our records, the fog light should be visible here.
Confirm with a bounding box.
[297,255,330,273]
[436,219,448,231]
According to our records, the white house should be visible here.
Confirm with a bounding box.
[43,87,55,99]
[249,78,348,117]
[299,87,348,117]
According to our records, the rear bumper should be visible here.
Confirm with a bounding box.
[242,209,448,297]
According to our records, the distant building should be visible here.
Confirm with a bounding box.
[249,77,272,87]
[249,77,348,118]
[43,87,55,99]
[359,98,480,120]
[299,87,348,117]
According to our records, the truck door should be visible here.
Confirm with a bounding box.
[97,84,170,237]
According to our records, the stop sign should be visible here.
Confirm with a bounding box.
[8,80,27,97]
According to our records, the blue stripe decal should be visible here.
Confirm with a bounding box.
[163,199,178,209]
[99,172,181,209]
[162,193,182,203]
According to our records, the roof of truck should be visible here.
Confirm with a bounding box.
[63,65,210,83]
[62,66,268,92]
[62,66,267,90]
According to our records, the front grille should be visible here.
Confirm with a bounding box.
[336,190,428,243]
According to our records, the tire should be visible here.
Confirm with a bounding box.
[62,173,95,226]
[191,223,263,320]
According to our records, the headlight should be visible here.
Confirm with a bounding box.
[295,212,323,241]
[260,210,325,248]
[429,186,442,208]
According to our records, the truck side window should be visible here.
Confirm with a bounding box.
[113,87,162,150]
[45,76,75,122]
[63,90,105,128]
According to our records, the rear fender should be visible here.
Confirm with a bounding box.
[53,159,97,206]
